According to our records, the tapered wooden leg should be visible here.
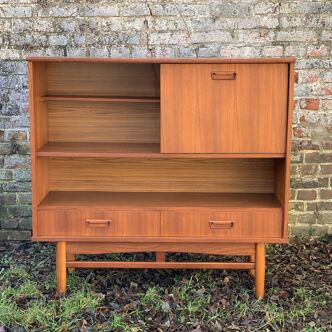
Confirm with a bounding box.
[156,252,166,262]
[249,254,255,277]
[67,253,76,273]
[255,243,265,300]
[56,242,67,295]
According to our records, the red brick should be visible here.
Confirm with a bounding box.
[294,72,299,84]
[301,72,320,83]
[297,190,317,200]
[307,45,328,57]
[300,98,320,110]
[298,165,318,176]
[305,152,320,163]
[321,165,332,175]
[320,189,332,200]
[298,140,320,151]
[293,126,304,138]
[320,85,332,96]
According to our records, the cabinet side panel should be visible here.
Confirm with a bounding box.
[274,63,294,239]
[28,62,49,237]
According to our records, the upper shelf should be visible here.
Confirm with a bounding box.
[41,96,160,103]
[36,142,286,158]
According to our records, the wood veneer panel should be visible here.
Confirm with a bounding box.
[66,242,255,255]
[46,63,160,97]
[66,261,254,269]
[28,57,296,64]
[161,211,282,238]
[39,192,282,210]
[37,210,160,237]
[47,101,160,143]
[161,63,288,153]
[42,96,160,103]
[48,158,274,193]
[28,62,49,236]
[37,142,285,158]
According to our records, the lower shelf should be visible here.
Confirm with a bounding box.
[38,191,282,210]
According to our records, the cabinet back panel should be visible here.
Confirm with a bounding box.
[46,63,160,97]
[48,158,274,193]
[48,101,160,143]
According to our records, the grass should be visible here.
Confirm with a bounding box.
[0,239,331,331]
[0,266,103,331]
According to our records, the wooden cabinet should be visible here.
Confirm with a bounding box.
[28,57,295,299]
[161,64,289,153]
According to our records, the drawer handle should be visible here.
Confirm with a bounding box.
[209,220,234,229]
[86,219,111,227]
[211,72,236,80]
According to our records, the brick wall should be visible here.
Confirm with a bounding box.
[0,0,331,240]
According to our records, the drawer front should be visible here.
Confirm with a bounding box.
[37,209,160,237]
[161,210,283,238]
[161,63,288,153]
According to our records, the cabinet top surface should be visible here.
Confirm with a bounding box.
[27,56,295,64]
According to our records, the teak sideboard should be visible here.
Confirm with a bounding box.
[28,57,295,299]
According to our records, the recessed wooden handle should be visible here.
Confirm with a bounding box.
[209,220,234,229]
[211,72,236,80]
[86,219,111,227]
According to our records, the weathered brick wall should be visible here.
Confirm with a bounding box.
[0,0,331,240]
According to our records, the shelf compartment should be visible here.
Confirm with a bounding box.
[39,191,282,211]
[47,101,160,144]
[47,158,275,193]
[37,142,285,158]
[41,96,160,103]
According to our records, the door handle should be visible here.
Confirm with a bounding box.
[211,72,236,80]
[209,220,234,229]
[86,219,112,227]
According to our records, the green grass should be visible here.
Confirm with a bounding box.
[0,240,331,331]
[0,266,103,331]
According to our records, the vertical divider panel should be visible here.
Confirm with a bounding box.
[28,61,49,236]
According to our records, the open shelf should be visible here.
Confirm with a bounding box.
[41,96,160,103]
[37,142,160,157]
[38,191,282,211]
[37,142,286,158]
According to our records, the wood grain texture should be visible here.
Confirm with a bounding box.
[46,62,160,97]
[48,158,275,193]
[38,192,282,210]
[42,96,160,103]
[47,101,160,143]
[161,210,282,238]
[33,235,288,243]
[66,242,255,255]
[161,64,288,153]
[66,261,255,270]
[37,210,160,237]
[255,243,265,299]
[28,57,296,64]
[28,62,49,237]
[37,142,285,158]
[56,241,66,295]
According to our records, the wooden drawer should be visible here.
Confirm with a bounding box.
[161,210,283,239]
[37,209,160,237]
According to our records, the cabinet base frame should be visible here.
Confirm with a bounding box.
[56,241,265,299]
